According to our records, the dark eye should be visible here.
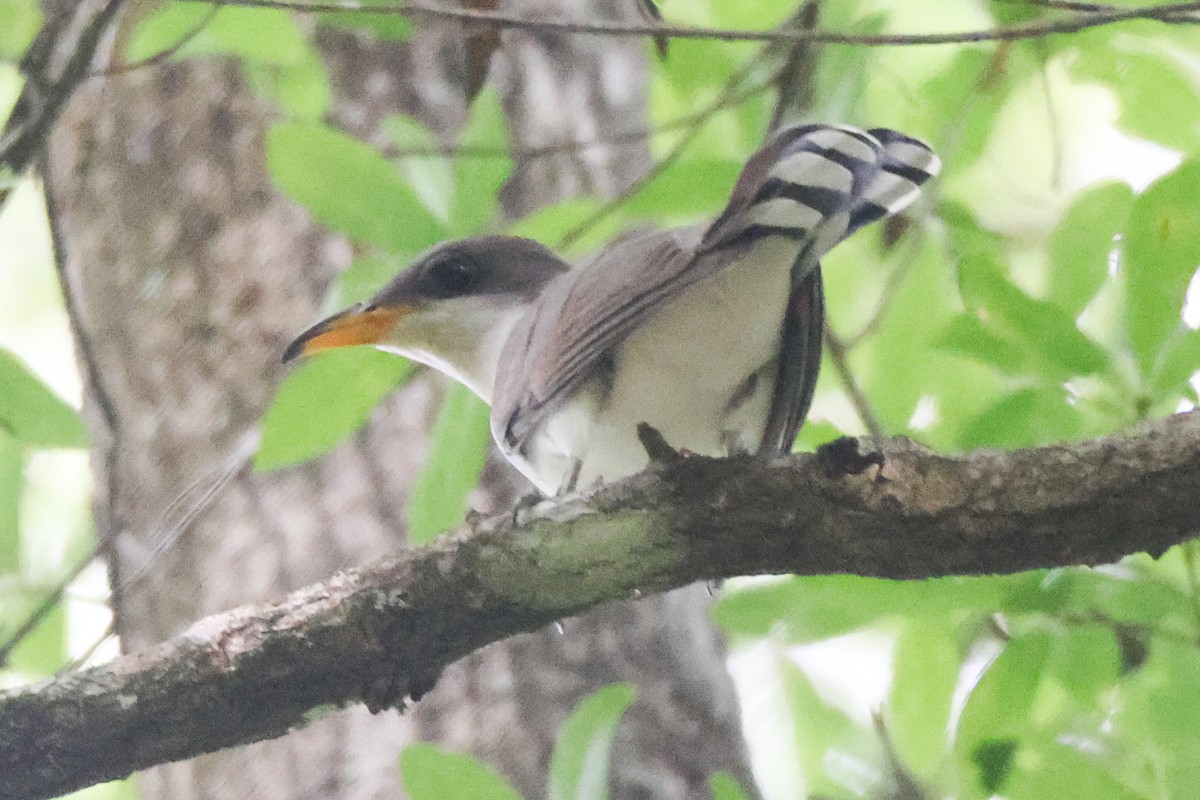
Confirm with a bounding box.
[426,258,477,297]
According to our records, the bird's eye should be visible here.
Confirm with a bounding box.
[427,258,477,297]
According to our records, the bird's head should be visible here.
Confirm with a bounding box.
[284,235,569,402]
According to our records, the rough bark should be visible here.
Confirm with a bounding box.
[4,412,1200,800]
[46,56,427,799]
[39,3,752,800]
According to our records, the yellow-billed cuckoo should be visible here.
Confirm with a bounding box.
[285,124,939,495]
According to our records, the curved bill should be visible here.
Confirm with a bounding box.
[282,304,405,362]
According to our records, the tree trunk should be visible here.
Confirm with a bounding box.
[44,5,757,799]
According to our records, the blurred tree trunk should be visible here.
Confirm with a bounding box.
[43,3,756,799]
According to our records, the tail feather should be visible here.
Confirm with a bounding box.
[704,124,940,259]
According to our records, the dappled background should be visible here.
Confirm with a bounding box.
[2,1,1200,799]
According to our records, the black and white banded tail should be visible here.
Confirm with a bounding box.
[702,124,940,261]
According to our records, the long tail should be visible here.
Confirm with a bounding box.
[702,124,940,262]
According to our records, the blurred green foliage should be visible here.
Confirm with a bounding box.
[2,0,1200,799]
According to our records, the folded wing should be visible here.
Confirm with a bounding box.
[494,124,939,457]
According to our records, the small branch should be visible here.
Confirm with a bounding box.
[843,232,926,349]
[3,411,1200,800]
[91,6,220,77]
[380,79,772,162]
[197,0,1200,47]
[0,544,99,668]
[824,326,885,444]
[557,36,774,248]
[0,1,127,177]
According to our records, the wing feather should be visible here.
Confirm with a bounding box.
[493,124,939,456]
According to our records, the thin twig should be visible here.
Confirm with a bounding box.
[194,0,1200,47]
[0,430,255,664]
[843,231,927,350]
[91,6,220,78]
[556,44,776,248]
[1057,608,1198,650]
[0,545,99,667]
[0,1,127,174]
[65,622,116,673]
[380,78,773,162]
[824,326,885,446]
[1181,541,1200,644]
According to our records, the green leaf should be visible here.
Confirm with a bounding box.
[713,573,1031,643]
[792,419,844,453]
[887,620,960,778]
[0,431,21,572]
[335,254,409,306]
[7,597,66,675]
[203,7,310,63]
[836,235,995,449]
[1070,563,1190,633]
[1047,623,1120,706]
[1122,160,1200,379]
[400,743,522,800]
[1067,39,1200,153]
[125,5,213,62]
[1118,638,1200,795]
[1048,562,1189,629]
[958,255,1109,380]
[267,122,449,253]
[406,383,491,545]
[941,200,1007,261]
[452,88,511,234]
[1048,182,1132,316]
[707,0,791,29]
[1002,738,1151,800]
[621,158,742,221]
[0,347,88,449]
[0,0,40,58]
[654,38,744,97]
[257,348,412,470]
[320,0,414,40]
[507,199,626,256]
[548,683,637,800]
[707,772,750,800]
[986,0,1041,24]
[780,657,871,798]
[246,53,331,120]
[935,314,1027,375]
[1150,327,1200,404]
[385,114,455,223]
[807,10,886,123]
[958,387,1081,450]
[917,49,1009,171]
[955,630,1053,774]
[714,575,891,641]
[128,6,310,65]
[971,738,1018,797]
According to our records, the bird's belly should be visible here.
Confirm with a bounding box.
[518,238,798,493]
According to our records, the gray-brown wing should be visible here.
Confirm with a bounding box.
[494,124,940,453]
[493,224,727,448]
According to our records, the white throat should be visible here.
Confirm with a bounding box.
[378,296,530,405]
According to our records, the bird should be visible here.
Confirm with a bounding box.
[284,124,940,496]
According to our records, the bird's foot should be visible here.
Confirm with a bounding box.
[816,436,885,479]
[510,490,549,526]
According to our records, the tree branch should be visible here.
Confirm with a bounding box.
[202,0,1200,47]
[0,1,126,178]
[3,411,1200,800]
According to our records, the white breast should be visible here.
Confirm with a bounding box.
[513,237,799,494]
